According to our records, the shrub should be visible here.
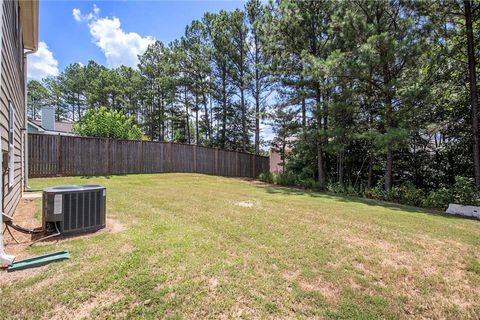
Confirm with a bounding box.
[451,176,479,205]
[327,182,345,194]
[424,187,452,210]
[424,177,479,210]
[74,106,143,140]
[344,185,361,197]
[387,184,425,207]
[274,172,296,186]
[297,178,319,190]
[363,183,425,207]
[256,171,478,211]
[364,186,385,200]
[258,171,274,184]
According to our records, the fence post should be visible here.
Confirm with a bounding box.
[193,145,197,173]
[214,148,218,175]
[56,134,61,176]
[236,152,239,177]
[169,142,173,172]
[140,141,144,173]
[107,138,112,175]
[252,154,256,178]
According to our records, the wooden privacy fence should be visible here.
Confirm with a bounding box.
[28,134,269,178]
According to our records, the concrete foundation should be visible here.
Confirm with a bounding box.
[446,204,480,219]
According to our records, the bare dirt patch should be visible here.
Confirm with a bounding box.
[282,271,339,303]
[49,290,125,320]
[0,264,48,287]
[22,192,42,200]
[29,217,126,247]
[299,277,340,302]
[234,200,258,208]
[108,217,127,233]
[119,242,135,254]
[4,197,41,245]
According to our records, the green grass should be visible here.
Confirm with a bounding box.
[2,173,480,319]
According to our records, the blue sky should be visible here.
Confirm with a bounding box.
[28,1,245,80]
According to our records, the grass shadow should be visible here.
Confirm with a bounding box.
[256,183,477,222]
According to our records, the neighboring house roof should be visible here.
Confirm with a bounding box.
[32,120,74,133]
[28,120,76,136]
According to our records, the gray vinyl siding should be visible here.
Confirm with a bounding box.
[1,0,25,217]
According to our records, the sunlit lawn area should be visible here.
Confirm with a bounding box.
[1,173,480,319]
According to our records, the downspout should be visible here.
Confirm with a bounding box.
[0,1,14,266]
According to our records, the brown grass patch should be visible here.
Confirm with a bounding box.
[48,290,125,320]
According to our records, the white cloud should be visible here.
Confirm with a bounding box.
[27,41,59,80]
[72,5,100,22]
[72,5,154,68]
[72,8,82,22]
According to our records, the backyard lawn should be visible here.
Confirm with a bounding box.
[1,173,480,319]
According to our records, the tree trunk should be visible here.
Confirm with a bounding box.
[368,157,373,189]
[383,57,394,191]
[240,86,247,152]
[254,34,261,155]
[301,92,306,129]
[195,109,199,145]
[159,89,165,142]
[338,151,344,185]
[384,98,394,191]
[185,85,190,144]
[203,92,210,141]
[222,69,227,149]
[254,81,260,155]
[300,67,306,130]
[385,147,393,191]
[195,97,199,145]
[316,85,326,190]
[77,93,82,120]
[240,35,247,152]
[464,0,480,189]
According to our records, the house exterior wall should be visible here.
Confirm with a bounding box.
[0,0,26,217]
[269,150,284,174]
[27,121,43,134]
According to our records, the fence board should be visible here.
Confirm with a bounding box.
[28,134,269,179]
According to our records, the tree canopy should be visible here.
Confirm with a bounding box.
[74,107,143,140]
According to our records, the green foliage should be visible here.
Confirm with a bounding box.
[451,176,479,205]
[384,184,426,208]
[267,171,478,210]
[297,178,319,190]
[27,80,48,119]
[327,182,362,197]
[362,177,480,210]
[74,107,143,140]
[424,188,453,210]
[327,182,347,194]
[424,177,480,210]
[258,171,274,184]
[467,259,480,275]
[273,172,296,187]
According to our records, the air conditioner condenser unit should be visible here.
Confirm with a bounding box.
[43,185,106,235]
